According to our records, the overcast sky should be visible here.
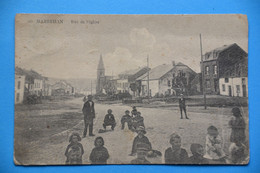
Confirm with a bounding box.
[15,14,248,79]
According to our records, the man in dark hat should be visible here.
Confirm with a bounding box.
[179,94,189,119]
[82,95,95,137]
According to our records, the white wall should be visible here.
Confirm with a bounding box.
[33,79,43,96]
[15,75,25,104]
[159,77,172,95]
[219,77,248,97]
[141,80,159,97]
[116,79,129,92]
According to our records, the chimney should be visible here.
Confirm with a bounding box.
[172,61,176,67]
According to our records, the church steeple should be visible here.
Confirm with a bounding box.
[96,54,105,94]
[97,54,105,70]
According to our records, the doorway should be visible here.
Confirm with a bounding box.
[228,85,232,96]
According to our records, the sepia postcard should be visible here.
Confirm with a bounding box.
[14,14,249,165]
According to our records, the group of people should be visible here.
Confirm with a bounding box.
[64,95,247,164]
[168,107,247,164]
[65,133,109,164]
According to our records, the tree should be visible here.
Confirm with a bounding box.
[130,81,141,97]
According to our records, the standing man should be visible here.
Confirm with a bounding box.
[82,95,95,137]
[179,94,189,119]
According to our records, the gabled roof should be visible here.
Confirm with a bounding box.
[97,55,105,70]
[203,43,247,61]
[15,67,43,80]
[137,64,173,80]
[119,66,150,80]
[137,62,197,81]
[207,43,237,53]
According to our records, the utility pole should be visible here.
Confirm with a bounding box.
[200,34,207,109]
[91,80,92,95]
[147,55,150,103]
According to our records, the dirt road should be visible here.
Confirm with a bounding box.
[14,97,248,165]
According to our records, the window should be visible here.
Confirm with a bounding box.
[225,78,229,83]
[167,80,171,87]
[16,93,20,102]
[17,81,21,89]
[236,85,240,93]
[213,65,217,75]
[242,78,246,85]
[205,66,209,75]
[222,84,225,92]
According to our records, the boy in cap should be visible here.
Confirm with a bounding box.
[121,110,132,130]
[130,143,151,164]
[164,133,188,164]
[179,94,189,119]
[188,143,209,164]
[130,126,152,156]
[103,109,116,130]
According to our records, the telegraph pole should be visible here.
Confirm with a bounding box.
[200,34,207,109]
[147,55,150,103]
[91,80,92,95]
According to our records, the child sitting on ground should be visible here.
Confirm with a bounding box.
[130,126,152,156]
[188,143,209,164]
[131,143,151,164]
[121,110,132,130]
[103,109,116,130]
[164,133,188,164]
[204,125,226,162]
[65,132,84,164]
[132,112,145,131]
[89,136,109,164]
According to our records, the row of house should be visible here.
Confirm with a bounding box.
[15,67,75,104]
[96,55,198,97]
[96,43,248,98]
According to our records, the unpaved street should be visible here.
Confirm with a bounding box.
[14,97,248,165]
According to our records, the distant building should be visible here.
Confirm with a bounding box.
[116,67,150,95]
[15,67,45,98]
[137,61,196,97]
[201,43,248,96]
[42,78,52,97]
[51,80,75,96]
[95,54,149,96]
[15,74,25,104]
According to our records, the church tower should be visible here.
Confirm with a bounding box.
[96,54,105,94]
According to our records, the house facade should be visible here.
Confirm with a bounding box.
[138,62,197,97]
[15,67,45,100]
[201,43,248,95]
[219,77,248,97]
